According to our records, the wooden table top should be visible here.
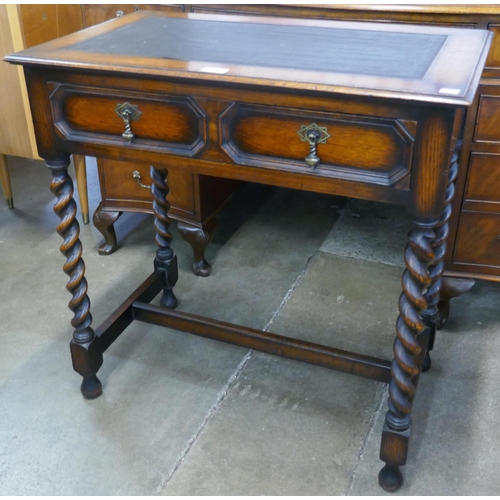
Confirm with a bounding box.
[5,11,492,105]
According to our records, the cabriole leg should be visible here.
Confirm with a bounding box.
[151,165,178,309]
[379,220,436,492]
[92,202,123,255]
[177,218,216,277]
[47,158,103,399]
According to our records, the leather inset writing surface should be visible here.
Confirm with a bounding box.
[68,17,447,79]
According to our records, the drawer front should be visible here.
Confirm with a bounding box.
[99,159,196,215]
[486,24,500,69]
[474,94,500,143]
[453,212,500,268]
[464,153,500,204]
[221,103,415,186]
[50,83,207,156]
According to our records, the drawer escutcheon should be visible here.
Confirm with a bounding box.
[298,123,330,168]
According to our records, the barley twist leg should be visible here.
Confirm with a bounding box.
[150,166,178,309]
[379,222,435,491]
[48,158,103,399]
[421,147,459,371]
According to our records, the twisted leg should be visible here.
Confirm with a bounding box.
[92,203,123,255]
[421,145,460,371]
[379,221,436,491]
[177,219,216,277]
[47,158,103,399]
[151,166,178,309]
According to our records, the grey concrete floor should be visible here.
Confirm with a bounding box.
[1,155,500,495]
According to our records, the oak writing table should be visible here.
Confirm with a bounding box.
[5,12,492,491]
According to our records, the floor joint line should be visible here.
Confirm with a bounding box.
[155,253,316,494]
[263,252,315,333]
[346,383,388,494]
[154,349,254,495]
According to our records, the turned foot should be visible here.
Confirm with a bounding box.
[177,219,216,277]
[81,374,103,399]
[379,464,404,492]
[92,203,122,255]
[437,277,475,329]
[160,287,178,309]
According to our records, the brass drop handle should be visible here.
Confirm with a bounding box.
[297,123,330,169]
[115,102,141,142]
[132,170,151,190]
[305,130,321,167]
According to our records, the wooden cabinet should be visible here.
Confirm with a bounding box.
[454,212,500,268]
[81,4,184,26]
[94,156,240,277]
[0,5,89,218]
[462,153,500,206]
[475,94,500,143]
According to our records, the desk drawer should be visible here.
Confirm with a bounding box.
[50,83,207,156]
[454,211,500,268]
[98,159,195,214]
[474,91,500,144]
[221,103,415,186]
[464,153,500,205]
[486,25,500,70]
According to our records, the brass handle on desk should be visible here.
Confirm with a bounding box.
[305,130,321,167]
[115,102,141,142]
[298,123,330,168]
[132,170,151,190]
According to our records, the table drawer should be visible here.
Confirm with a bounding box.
[474,94,500,143]
[486,24,500,69]
[221,103,415,186]
[464,153,500,204]
[453,211,500,268]
[50,83,207,156]
[99,159,195,214]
